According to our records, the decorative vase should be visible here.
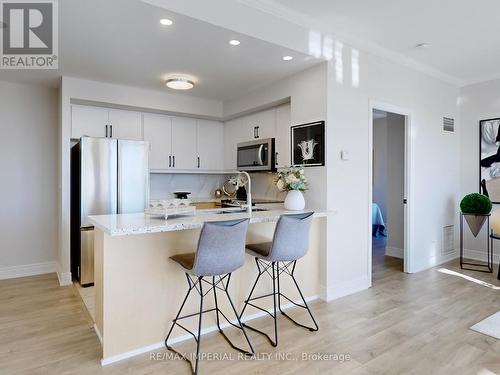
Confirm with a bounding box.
[463,213,488,237]
[284,190,305,211]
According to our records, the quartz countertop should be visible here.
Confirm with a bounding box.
[88,207,329,237]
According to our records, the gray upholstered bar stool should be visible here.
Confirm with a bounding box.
[164,219,254,375]
[239,212,318,347]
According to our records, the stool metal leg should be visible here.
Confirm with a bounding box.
[165,275,203,375]
[165,273,195,349]
[240,258,279,346]
[241,258,319,347]
[281,261,318,332]
[166,273,254,374]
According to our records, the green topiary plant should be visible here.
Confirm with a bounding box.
[460,193,492,215]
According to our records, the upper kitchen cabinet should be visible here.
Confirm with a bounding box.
[252,109,276,139]
[108,109,142,140]
[71,104,109,139]
[171,116,197,170]
[197,120,224,170]
[71,105,142,141]
[275,103,291,168]
[143,113,172,170]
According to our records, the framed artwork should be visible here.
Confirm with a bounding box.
[480,118,500,203]
[291,121,325,167]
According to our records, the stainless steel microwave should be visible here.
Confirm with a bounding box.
[237,138,276,172]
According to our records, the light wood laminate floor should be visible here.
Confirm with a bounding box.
[2,257,500,374]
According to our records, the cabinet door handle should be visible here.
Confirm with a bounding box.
[110,125,113,138]
[173,155,175,168]
[197,156,200,168]
[275,152,278,165]
[253,126,257,139]
[105,125,108,138]
[256,126,260,138]
[169,156,171,168]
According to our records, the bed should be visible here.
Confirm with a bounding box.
[372,203,387,237]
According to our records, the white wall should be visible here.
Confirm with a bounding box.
[326,47,460,298]
[385,113,405,251]
[224,63,328,210]
[459,78,500,259]
[150,174,225,200]
[0,81,58,279]
[58,76,225,284]
[373,117,388,219]
[373,113,405,252]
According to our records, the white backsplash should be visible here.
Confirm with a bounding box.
[250,173,285,201]
[150,174,225,200]
[149,172,285,201]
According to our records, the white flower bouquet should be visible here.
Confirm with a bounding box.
[275,167,308,192]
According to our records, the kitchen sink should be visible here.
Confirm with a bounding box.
[217,208,268,214]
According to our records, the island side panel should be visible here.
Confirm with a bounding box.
[98,219,324,362]
[94,228,104,340]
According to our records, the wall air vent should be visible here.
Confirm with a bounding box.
[443,117,455,133]
[442,225,455,255]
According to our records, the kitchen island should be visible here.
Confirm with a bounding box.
[89,208,329,365]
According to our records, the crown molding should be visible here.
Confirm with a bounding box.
[237,0,464,87]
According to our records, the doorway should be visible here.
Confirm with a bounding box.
[369,103,411,282]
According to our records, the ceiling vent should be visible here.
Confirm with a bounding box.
[443,117,455,133]
[442,225,455,255]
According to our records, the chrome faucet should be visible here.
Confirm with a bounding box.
[237,171,252,214]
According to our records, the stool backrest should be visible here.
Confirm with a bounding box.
[193,218,249,276]
[269,212,314,261]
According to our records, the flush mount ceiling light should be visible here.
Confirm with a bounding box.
[165,78,195,90]
[160,18,173,26]
[415,42,430,49]
[229,39,241,46]
[282,55,293,61]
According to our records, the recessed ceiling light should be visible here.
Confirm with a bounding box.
[165,78,194,90]
[282,55,293,61]
[160,18,173,26]
[415,42,430,49]
[229,39,241,46]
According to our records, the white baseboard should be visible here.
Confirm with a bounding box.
[57,271,72,286]
[320,275,371,302]
[463,248,500,264]
[0,261,57,280]
[101,295,318,366]
[94,324,103,345]
[385,246,404,259]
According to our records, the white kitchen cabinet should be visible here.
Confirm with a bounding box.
[171,116,197,170]
[108,109,142,140]
[253,108,276,139]
[197,120,224,170]
[71,104,109,139]
[143,113,172,170]
[223,117,246,170]
[275,103,291,168]
[72,105,142,140]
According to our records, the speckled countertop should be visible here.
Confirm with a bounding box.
[88,207,329,237]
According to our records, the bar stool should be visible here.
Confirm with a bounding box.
[165,219,254,375]
[239,212,318,347]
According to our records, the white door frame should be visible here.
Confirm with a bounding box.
[368,100,414,281]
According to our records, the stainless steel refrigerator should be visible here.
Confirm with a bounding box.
[71,137,149,286]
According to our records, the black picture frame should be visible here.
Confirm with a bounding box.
[479,117,500,204]
[290,121,325,167]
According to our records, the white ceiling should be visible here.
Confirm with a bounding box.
[267,0,500,85]
[0,0,322,101]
